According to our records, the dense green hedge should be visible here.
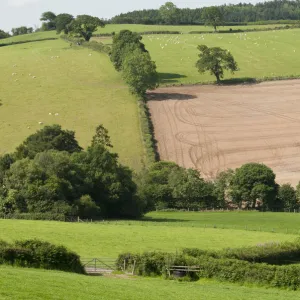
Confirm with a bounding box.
[183,240,300,265]
[0,239,85,274]
[0,213,65,221]
[60,35,111,55]
[138,101,158,165]
[0,38,58,47]
[117,241,300,289]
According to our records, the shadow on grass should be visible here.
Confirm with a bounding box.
[218,77,258,86]
[142,217,189,223]
[147,92,197,101]
[159,72,187,84]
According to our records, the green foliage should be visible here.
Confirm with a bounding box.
[110,30,148,71]
[230,163,277,210]
[0,212,65,221]
[67,15,105,41]
[278,184,298,211]
[15,124,82,160]
[196,45,238,82]
[55,13,74,34]
[213,169,234,208]
[0,239,84,274]
[118,243,300,289]
[159,2,180,25]
[122,49,159,96]
[202,6,224,31]
[11,27,33,36]
[0,30,10,39]
[91,124,113,148]
[138,162,216,210]
[40,11,57,31]
[0,125,143,219]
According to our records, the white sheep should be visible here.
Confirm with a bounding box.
[89,53,92,56]
[38,122,43,125]
[55,113,59,116]
[32,76,36,79]
[49,113,52,115]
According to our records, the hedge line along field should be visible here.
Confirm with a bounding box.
[141,28,300,84]
[96,23,288,34]
[0,218,295,258]
[0,35,143,170]
[1,267,300,300]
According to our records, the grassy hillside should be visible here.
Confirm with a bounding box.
[146,211,300,234]
[1,266,299,300]
[0,217,295,258]
[97,24,287,34]
[141,29,300,84]
[0,35,143,170]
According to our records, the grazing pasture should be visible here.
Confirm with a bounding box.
[0,36,143,170]
[97,23,288,34]
[146,211,300,234]
[1,266,300,300]
[148,80,300,185]
[0,216,296,258]
[142,29,300,84]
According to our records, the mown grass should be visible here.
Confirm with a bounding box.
[1,266,300,300]
[0,218,295,258]
[146,211,300,234]
[141,28,300,84]
[97,24,288,34]
[0,36,143,170]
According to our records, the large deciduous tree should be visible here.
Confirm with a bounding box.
[159,2,179,24]
[40,11,57,31]
[55,13,74,34]
[202,6,224,31]
[196,45,238,82]
[15,124,82,160]
[67,15,105,41]
[122,49,159,97]
[0,30,10,39]
[230,163,277,210]
[110,30,148,71]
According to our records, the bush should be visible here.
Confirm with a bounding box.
[0,239,85,274]
[0,212,65,221]
[118,244,300,289]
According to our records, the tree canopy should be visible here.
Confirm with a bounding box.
[55,13,74,34]
[159,2,179,25]
[0,30,10,39]
[66,15,105,41]
[110,0,300,25]
[202,6,224,31]
[230,163,277,209]
[196,45,238,82]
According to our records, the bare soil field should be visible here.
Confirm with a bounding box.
[148,80,300,185]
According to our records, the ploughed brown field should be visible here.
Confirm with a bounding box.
[148,80,300,185]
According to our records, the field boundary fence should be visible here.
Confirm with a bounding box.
[81,258,116,275]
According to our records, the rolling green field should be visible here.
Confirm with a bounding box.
[147,211,300,234]
[97,23,288,34]
[1,266,299,300]
[0,36,143,170]
[141,29,300,84]
[0,212,297,258]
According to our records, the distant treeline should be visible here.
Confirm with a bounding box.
[110,0,300,25]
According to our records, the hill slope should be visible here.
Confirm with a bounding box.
[0,35,143,169]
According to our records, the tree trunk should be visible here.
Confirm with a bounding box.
[215,73,221,83]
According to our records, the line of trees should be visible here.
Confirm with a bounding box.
[0,125,299,219]
[110,1,300,25]
[0,30,10,39]
[110,30,158,97]
[40,11,104,41]
[11,27,33,36]
[138,161,300,212]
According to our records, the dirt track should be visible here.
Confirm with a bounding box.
[148,80,300,185]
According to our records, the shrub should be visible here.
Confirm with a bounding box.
[0,239,84,274]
